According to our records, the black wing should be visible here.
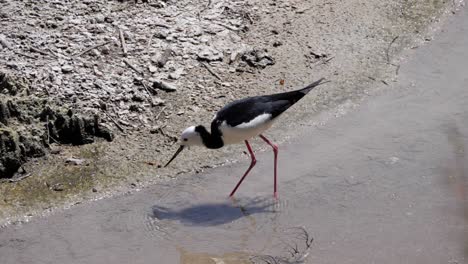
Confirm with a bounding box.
[214,78,327,127]
[214,96,295,127]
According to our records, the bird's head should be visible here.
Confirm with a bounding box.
[180,125,204,147]
[164,125,204,167]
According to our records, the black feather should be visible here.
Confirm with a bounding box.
[214,78,327,127]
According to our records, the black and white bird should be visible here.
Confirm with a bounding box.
[164,78,328,198]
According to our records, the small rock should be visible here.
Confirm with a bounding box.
[197,46,223,62]
[6,62,19,70]
[149,65,158,73]
[230,51,239,64]
[154,30,168,39]
[101,45,110,55]
[129,104,141,112]
[90,49,100,57]
[95,14,105,23]
[132,93,146,102]
[46,20,58,29]
[153,97,165,106]
[152,80,177,92]
[65,158,85,165]
[92,187,98,192]
[104,16,114,23]
[98,100,107,110]
[168,70,181,80]
[150,1,166,8]
[273,41,283,47]
[50,148,61,154]
[155,48,172,68]
[52,183,64,192]
[241,49,275,68]
[61,65,74,73]
[150,126,160,134]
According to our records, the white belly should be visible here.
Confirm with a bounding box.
[219,113,274,144]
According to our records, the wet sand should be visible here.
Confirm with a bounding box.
[1,4,468,264]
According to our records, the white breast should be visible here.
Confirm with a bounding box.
[219,113,274,144]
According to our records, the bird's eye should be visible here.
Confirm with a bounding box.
[183,138,188,142]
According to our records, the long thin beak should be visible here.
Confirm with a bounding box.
[164,145,185,167]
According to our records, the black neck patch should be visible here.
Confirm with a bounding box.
[195,125,224,149]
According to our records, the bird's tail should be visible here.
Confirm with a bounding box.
[299,78,329,95]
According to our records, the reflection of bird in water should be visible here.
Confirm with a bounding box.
[165,78,329,198]
[150,197,276,226]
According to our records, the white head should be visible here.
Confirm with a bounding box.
[179,126,204,147]
[164,125,204,167]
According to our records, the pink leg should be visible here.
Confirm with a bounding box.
[229,140,257,197]
[259,134,279,198]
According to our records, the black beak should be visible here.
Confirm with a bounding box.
[164,145,185,167]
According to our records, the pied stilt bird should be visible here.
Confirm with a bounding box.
[164,78,328,198]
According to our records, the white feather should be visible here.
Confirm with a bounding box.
[220,113,274,144]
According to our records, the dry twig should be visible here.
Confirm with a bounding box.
[74,41,111,57]
[146,33,154,55]
[155,106,167,120]
[14,51,36,59]
[104,112,125,132]
[154,23,170,28]
[201,62,222,80]
[29,46,56,58]
[6,172,32,183]
[119,28,128,55]
[312,56,334,68]
[123,59,143,75]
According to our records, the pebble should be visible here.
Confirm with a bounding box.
[156,48,172,68]
[197,46,223,61]
[152,80,177,92]
[153,97,165,106]
[150,126,160,134]
[95,14,105,23]
[168,69,182,80]
[132,93,146,102]
[65,158,85,165]
[50,148,61,154]
[61,65,74,73]
[101,45,110,55]
[52,183,64,192]
[149,65,158,73]
[104,16,114,23]
[155,30,169,39]
[241,49,275,68]
[90,49,100,57]
[273,41,283,47]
